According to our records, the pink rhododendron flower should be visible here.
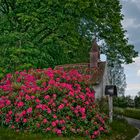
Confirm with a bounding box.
[85,130,89,135]
[19,92,24,96]
[55,120,59,124]
[58,104,64,110]
[93,130,99,136]
[6,100,11,106]
[11,125,15,129]
[46,127,51,131]
[8,110,12,115]
[42,82,46,87]
[62,126,66,130]
[21,110,26,116]
[44,95,50,100]
[80,107,85,114]
[94,122,97,125]
[47,108,51,114]
[56,129,62,135]
[36,123,40,128]
[31,96,35,99]
[23,118,27,123]
[25,94,31,100]
[6,119,10,123]
[56,78,60,82]
[15,118,20,122]
[6,74,12,79]
[99,127,104,131]
[91,135,95,139]
[45,68,54,78]
[36,104,42,109]
[69,91,74,96]
[52,121,57,127]
[48,79,55,85]
[43,118,48,124]
[27,107,32,113]
[63,98,68,103]
[79,94,85,101]
[53,114,57,119]
[35,98,40,104]
[81,115,86,120]
[52,102,56,107]
[53,94,57,99]
[66,116,70,120]
[17,101,24,108]
[59,120,65,124]
[85,101,89,105]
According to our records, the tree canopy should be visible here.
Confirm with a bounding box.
[0,0,138,76]
[108,60,126,96]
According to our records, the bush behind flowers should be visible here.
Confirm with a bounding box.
[0,68,109,139]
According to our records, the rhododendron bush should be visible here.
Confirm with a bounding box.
[0,68,109,139]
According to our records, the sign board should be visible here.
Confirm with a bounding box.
[105,85,117,96]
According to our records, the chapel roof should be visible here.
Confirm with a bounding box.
[90,39,100,52]
[54,62,106,85]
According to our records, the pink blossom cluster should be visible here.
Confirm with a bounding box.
[0,68,109,139]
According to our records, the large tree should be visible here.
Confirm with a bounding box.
[108,60,126,96]
[0,0,138,77]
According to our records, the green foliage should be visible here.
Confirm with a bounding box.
[134,92,140,108]
[0,0,138,77]
[96,97,109,114]
[134,96,140,108]
[114,107,140,120]
[113,96,134,108]
[124,108,140,120]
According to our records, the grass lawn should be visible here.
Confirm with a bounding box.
[98,118,138,140]
[0,127,85,140]
[0,118,138,140]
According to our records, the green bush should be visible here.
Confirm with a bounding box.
[114,107,140,120]
[0,68,109,139]
[113,96,134,108]
[124,108,140,120]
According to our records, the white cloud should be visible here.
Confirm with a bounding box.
[124,56,140,71]
[131,0,139,2]
[122,18,134,28]
[122,18,140,29]
[131,0,140,9]
[137,69,140,76]
[126,83,140,90]
[130,0,140,4]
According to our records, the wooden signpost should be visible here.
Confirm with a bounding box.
[105,85,117,123]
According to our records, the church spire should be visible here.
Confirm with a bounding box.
[90,39,100,68]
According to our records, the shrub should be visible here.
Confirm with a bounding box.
[114,107,140,120]
[113,96,135,108]
[0,68,109,139]
[124,108,140,120]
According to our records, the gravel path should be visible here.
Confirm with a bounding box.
[125,117,140,140]
[125,117,140,129]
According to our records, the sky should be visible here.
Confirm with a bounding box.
[120,0,140,97]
